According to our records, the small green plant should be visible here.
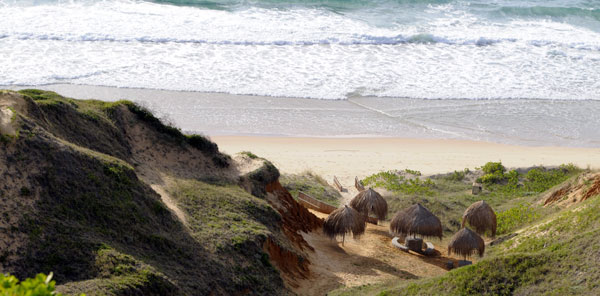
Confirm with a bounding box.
[240,151,259,159]
[0,272,83,296]
[496,203,541,235]
[363,171,434,195]
[477,161,507,185]
[404,169,421,176]
[444,168,470,182]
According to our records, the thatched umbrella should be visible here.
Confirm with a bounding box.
[323,205,366,244]
[462,200,497,237]
[447,227,485,260]
[350,188,388,220]
[390,204,442,239]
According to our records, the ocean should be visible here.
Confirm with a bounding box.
[1,0,600,146]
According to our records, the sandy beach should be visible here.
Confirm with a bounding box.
[213,136,600,186]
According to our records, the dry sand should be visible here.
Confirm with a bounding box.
[213,136,600,189]
[296,210,454,295]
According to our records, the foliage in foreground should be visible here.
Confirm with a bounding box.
[0,273,81,296]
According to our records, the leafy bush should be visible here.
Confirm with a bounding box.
[404,169,421,176]
[482,162,506,175]
[363,171,434,195]
[444,168,470,182]
[496,203,540,235]
[0,273,82,296]
[477,162,508,185]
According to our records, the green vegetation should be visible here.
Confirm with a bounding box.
[166,179,279,251]
[404,169,422,176]
[496,203,540,235]
[443,168,470,182]
[356,163,581,241]
[0,89,286,294]
[280,171,341,207]
[332,168,600,296]
[483,163,581,198]
[240,151,259,159]
[17,89,229,167]
[363,171,434,196]
[0,273,74,296]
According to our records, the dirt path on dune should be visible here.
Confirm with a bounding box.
[293,211,453,295]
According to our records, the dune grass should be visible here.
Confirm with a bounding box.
[331,167,597,296]
[280,170,342,207]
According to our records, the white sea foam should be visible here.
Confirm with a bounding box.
[0,0,599,100]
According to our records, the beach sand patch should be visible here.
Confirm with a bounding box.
[0,107,15,136]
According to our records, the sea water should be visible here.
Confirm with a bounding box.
[1,0,599,145]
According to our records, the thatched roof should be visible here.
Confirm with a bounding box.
[462,200,497,237]
[323,205,366,241]
[390,204,442,239]
[350,188,388,220]
[447,227,485,258]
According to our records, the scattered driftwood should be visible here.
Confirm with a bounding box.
[355,176,365,192]
[333,176,344,192]
[297,192,337,214]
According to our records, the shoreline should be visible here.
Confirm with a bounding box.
[212,136,600,187]
[5,84,600,149]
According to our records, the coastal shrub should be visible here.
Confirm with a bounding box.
[443,168,470,182]
[404,169,421,176]
[0,273,79,296]
[240,151,259,159]
[363,171,434,195]
[496,203,540,235]
[186,134,218,154]
[477,162,507,185]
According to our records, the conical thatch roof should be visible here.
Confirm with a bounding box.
[323,205,366,241]
[447,227,485,258]
[350,188,388,220]
[390,204,442,239]
[462,200,497,237]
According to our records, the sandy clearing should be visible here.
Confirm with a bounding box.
[293,210,454,295]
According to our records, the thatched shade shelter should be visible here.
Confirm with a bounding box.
[350,188,388,220]
[390,204,442,239]
[323,205,366,244]
[462,200,497,237]
[447,227,485,259]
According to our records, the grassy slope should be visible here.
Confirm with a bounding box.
[332,168,599,296]
[0,90,288,295]
[280,171,342,207]
[362,167,580,236]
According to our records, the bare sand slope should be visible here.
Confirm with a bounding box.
[294,211,453,295]
[213,136,600,189]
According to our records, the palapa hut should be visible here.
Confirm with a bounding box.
[462,200,497,237]
[350,188,388,220]
[447,227,485,260]
[323,205,366,244]
[390,203,442,240]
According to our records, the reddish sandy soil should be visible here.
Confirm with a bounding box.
[293,210,457,295]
